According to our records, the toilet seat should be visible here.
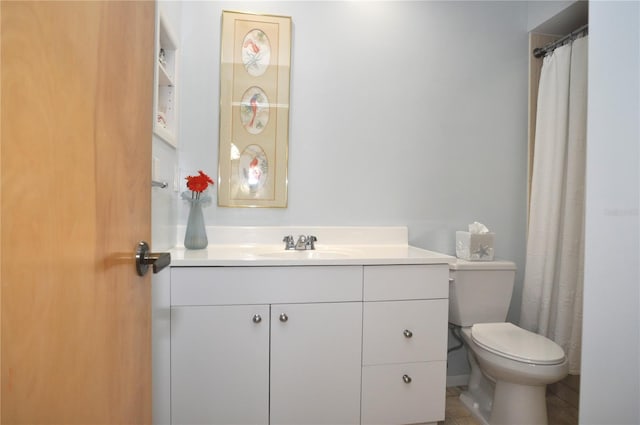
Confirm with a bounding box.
[471,322,565,365]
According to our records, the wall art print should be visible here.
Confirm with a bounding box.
[218,11,291,208]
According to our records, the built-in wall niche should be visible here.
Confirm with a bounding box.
[154,13,178,147]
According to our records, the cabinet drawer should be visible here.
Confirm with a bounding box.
[362,300,448,365]
[361,361,446,425]
[363,265,448,301]
[171,266,362,305]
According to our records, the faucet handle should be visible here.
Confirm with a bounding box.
[306,235,317,250]
[283,235,295,250]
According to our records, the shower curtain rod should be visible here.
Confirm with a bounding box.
[533,23,589,58]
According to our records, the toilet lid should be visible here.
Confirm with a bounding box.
[471,323,566,365]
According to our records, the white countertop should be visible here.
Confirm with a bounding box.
[170,226,454,267]
[170,244,453,266]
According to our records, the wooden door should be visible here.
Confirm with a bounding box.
[1,1,155,423]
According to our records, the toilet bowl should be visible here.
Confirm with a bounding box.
[449,259,568,425]
[460,324,568,425]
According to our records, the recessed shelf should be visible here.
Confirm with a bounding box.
[154,125,176,146]
[158,63,174,87]
[154,12,178,147]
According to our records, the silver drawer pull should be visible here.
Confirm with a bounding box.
[279,313,288,322]
[402,374,412,384]
[252,314,262,324]
[403,329,413,338]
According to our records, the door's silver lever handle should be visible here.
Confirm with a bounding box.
[136,241,171,276]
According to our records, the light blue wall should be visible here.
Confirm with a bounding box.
[581,1,640,423]
[178,3,528,250]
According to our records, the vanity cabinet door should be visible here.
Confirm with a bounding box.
[270,302,363,425]
[171,305,270,425]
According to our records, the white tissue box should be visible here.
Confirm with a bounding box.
[456,231,495,261]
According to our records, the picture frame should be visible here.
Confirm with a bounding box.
[218,11,291,208]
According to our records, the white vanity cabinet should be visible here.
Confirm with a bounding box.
[361,265,449,425]
[167,261,449,425]
[170,266,363,425]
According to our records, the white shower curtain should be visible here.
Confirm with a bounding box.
[520,36,587,375]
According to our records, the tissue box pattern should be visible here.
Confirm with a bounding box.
[456,231,495,261]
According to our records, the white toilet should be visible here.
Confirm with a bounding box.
[449,259,569,425]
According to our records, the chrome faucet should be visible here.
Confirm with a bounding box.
[283,234,318,250]
[305,235,317,250]
[283,235,295,250]
[295,235,307,250]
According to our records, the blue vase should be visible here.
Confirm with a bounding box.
[184,199,208,249]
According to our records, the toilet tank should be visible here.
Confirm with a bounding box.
[448,259,516,327]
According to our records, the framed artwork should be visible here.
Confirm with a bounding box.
[218,11,291,207]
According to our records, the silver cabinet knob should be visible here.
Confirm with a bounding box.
[279,313,288,322]
[403,329,413,338]
[252,314,262,324]
[402,374,412,384]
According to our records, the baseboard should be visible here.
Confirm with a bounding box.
[446,374,470,387]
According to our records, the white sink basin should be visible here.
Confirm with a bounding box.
[257,249,359,259]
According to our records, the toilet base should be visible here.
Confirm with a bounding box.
[491,381,548,425]
[459,347,493,425]
[459,390,490,425]
[460,378,550,425]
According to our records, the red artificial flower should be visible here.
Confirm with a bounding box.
[185,170,214,198]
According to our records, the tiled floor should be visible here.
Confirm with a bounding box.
[439,375,580,425]
[439,386,482,425]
